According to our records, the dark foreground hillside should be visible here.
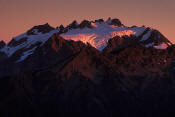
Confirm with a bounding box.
[1,68,175,117]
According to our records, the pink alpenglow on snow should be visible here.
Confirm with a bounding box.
[154,43,168,49]
[61,21,146,50]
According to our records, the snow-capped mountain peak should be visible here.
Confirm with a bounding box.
[0,18,172,63]
[61,21,145,50]
[26,23,55,35]
[0,24,59,57]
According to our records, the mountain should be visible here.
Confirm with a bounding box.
[0,18,175,117]
[0,18,172,62]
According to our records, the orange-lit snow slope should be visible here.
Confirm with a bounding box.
[61,22,146,50]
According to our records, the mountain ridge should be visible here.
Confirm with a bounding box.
[0,18,172,60]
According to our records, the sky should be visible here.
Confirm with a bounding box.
[0,0,175,43]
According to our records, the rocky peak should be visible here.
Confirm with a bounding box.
[27,23,55,35]
[58,24,66,33]
[79,20,93,29]
[94,19,104,23]
[106,17,112,22]
[138,29,172,49]
[151,30,172,45]
[109,18,123,27]
[0,41,6,49]
[67,20,79,29]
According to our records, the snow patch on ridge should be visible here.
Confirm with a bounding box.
[140,30,152,42]
[15,47,37,63]
[61,22,146,50]
[145,42,155,48]
[154,43,168,49]
[0,29,59,57]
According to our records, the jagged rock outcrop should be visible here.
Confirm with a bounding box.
[66,20,79,29]
[27,23,55,35]
[109,18,123,26]
[58,24,66,33]
[95,18,104,23]
[138,28,172,48]
[79,20,93,29]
